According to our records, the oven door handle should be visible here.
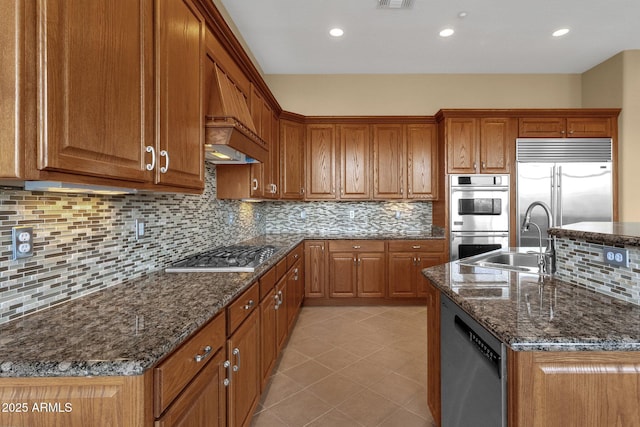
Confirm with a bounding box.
[451,232,509,238]
[450,187,509,193]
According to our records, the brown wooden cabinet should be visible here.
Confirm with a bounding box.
[518,117,613,138]
[155,0,205,190]
[338,124,371,199]
[275,277,289,351]
[280,120,305,200]
[259,288,278,391]
[34,0,155,183]
[226,309,260,427]
[425,280,441,426]
[306,124,337,200]
[328,241,386,298]
[509,351,640,427]
[373,124,405,199]
[407,124,439,199]
[445,117,513,174]
[387,240,447,298]
[304,241,328,299]
[156,349,227,427]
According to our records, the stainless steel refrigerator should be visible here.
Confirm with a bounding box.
[516,138,613,247]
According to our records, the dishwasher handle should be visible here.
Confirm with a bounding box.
[454,315,502,378]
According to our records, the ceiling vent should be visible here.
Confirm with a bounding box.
[378,0,414,9]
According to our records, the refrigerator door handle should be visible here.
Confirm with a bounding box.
[550,166,556,227]
[557,165,563,227]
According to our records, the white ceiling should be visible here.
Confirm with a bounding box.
[219,0,640,74]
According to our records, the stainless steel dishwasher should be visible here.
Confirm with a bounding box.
[440,293,507,427]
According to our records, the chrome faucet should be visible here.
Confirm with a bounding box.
[521,201,556,274]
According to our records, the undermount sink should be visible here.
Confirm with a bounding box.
[459,250,546,275]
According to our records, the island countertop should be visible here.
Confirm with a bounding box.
[0,230,444,378]
[423,260,640,352]
[549,221,640,246]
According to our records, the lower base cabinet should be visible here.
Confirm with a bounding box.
[425,280,441,426]
[227,308,260,427]
[156,350,227,427]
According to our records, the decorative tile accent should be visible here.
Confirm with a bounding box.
[265,201,433,234]
[0,165,266,324]
[554,237,640,305]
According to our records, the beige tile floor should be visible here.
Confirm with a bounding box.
[251,305,436,427]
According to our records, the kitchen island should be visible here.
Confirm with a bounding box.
[423,221,640,427]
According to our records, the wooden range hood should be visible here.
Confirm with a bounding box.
[205,64,268,163]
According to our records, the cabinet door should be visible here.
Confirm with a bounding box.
[416,254,447,297]
[259,289,278,391]
[388,252,417,297]
[280,120,305,199]
[407,124,438,199]
[38,0,153,182]
[373,124,405,199]
[156,350,227,427]
[286,268,298,329]
[446,118,478,174]
[275,278,288,350]
[329,252,358,298]
[156,0,205,189]
[304,241,327,298]
[357,253,386,297]
[566,117,612,137]
[306,124,337,200]
[227,310,260,427]
[425,281,441,426]
[518,117,566,138]
[263,112,280,198]
[479,118,511,173]
[339,124,371,199]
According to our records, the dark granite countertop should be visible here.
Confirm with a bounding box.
[0,231,443,378]
[549,221,640,246]
[423,261,640,351]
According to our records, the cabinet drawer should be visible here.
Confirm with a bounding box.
[387,240,445,253]
[154,312,226,417]
[227,282,259,335]
[259,266,276,301]
[275,257,288,281]
[329,240,385,252]
[287,244,304,269]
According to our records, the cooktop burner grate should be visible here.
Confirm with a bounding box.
[166,245,278,273]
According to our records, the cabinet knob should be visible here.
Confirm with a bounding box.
[473,162,477,170]
[561,130,566,134]
[300,188,305,195]
[482,161,486,169]
[252,179,259,191]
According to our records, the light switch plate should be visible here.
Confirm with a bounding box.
[12,226,34,260]
[603,246,629,268]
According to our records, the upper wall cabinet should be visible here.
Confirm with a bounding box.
[339,124,371,200]
[2,0,205,192]
[280,120,305,200]
[518,117,613,138]
[373,124,405,199]
[305,124,337,200]
[445,117,514,174]
[156,0,205,190]
[36,0,155,183]
[406,124,438,199]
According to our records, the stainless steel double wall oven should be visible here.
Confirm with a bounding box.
[450,175,510,260]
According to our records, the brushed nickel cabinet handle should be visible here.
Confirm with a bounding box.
[159,150,169,173]
[194,345,212,363]
[223,359,231,386]
[243,299,254,310]
[145,146,156,171]
[412,245,421,249]
[233,347,241,372]
[252,179,259,191]
[353,245,361,249]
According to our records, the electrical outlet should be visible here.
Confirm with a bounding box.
[603,246,629,268]
[135,219,146,240]
[349,210,355,219]
[395,210,402,219]
[12,226,34,260]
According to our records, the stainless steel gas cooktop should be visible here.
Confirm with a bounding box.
[165,245,278,273]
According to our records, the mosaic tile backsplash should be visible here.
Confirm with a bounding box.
[0,165,267,324]
[0,164,435,324]
[265,201,433,234]
[554,237,640,305]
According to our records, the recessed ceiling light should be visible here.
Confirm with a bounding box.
[458,11,468,19]
[439,28,455,38]
[329,28,344,37]
[552,28,570,37]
